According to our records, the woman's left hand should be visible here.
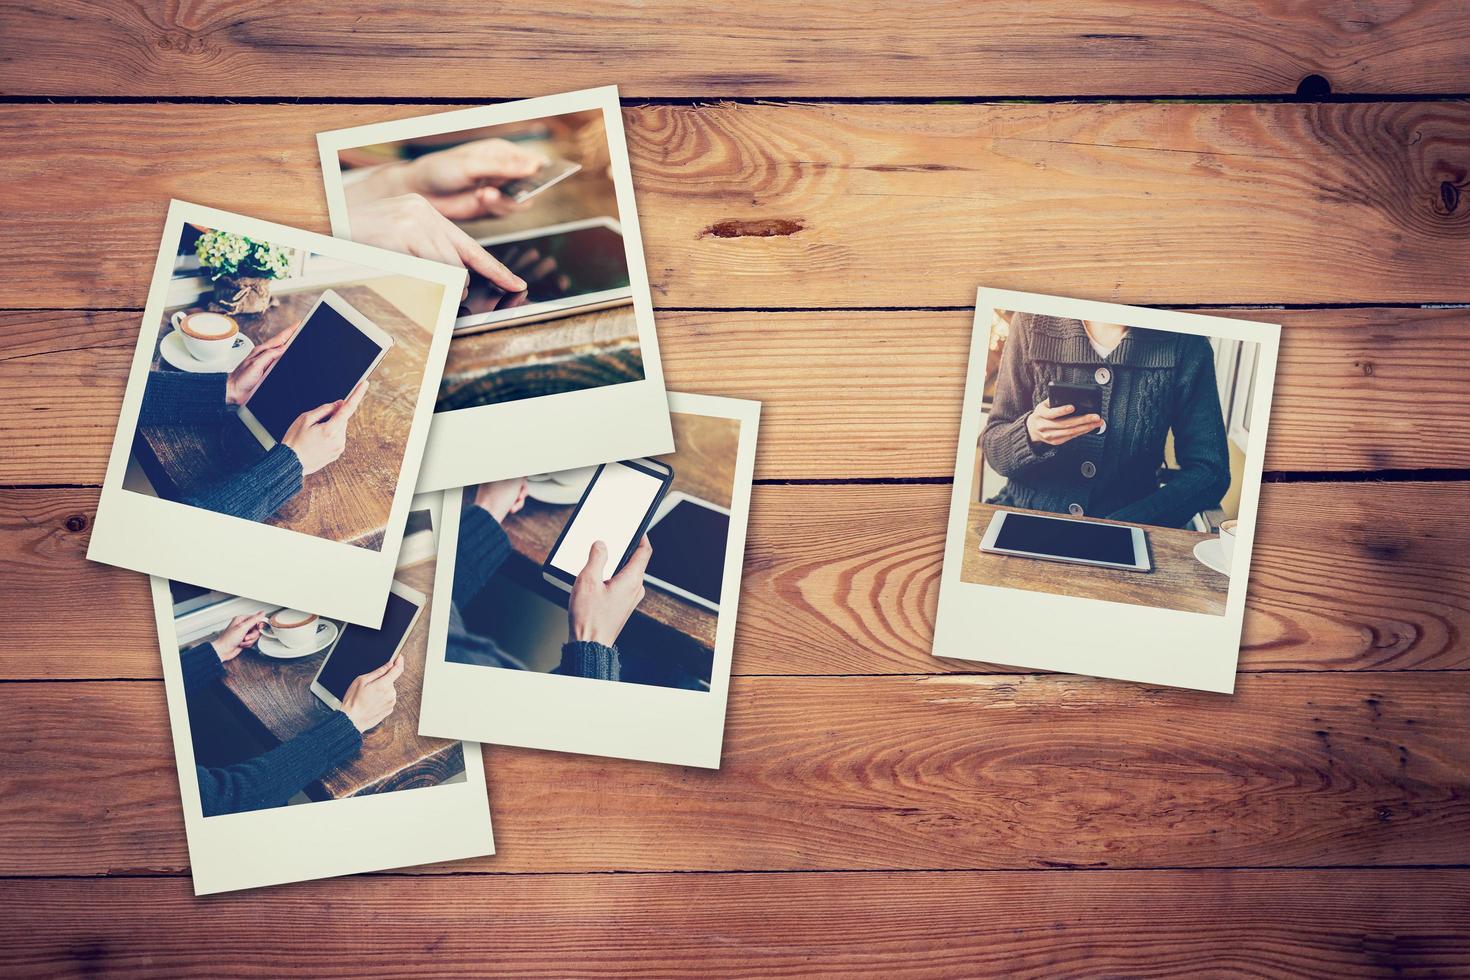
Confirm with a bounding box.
[211,612,268,662]
[226,322,300,406]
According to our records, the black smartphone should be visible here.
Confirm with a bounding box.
[1046,381,1103,417]
[541,458,675,592]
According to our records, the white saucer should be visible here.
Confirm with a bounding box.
[525,467,596,505]
[1193,538,1232,576]
[160,328,254,373]
[256,620,338,660]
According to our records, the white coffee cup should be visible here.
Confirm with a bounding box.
[1218,519,1238,573]
[262,609,320,650]
[170,310,239,362]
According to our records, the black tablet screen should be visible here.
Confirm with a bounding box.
[246,301,384,441]
[315,591,419,701]
[993,512,1137,566]
[460,224,630,317]
[647,500,729,606]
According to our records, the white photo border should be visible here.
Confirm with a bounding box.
[316,85,674,491]
[88,200,465,629]
[149,493,493,896]
[418,392,759,768]
[934,287,1281,693]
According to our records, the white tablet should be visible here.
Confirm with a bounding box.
[237,289,393,450]
[456,216,633,332]
[643,491,731,612]
[979,509,1151,573]
[309,580,425,711]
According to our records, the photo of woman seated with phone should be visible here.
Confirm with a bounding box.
[180,611,403,817]
[982,312,1231,529]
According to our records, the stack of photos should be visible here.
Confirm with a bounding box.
[318,85,673,490]
[935,288,1280,692]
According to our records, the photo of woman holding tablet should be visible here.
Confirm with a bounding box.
[982,312,1231,529]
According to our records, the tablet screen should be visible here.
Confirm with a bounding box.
[548,462,665,581]
[647,499,728,605]
[246,301,385,441]
[314,590,419,701]
[994,512,1137,565]
[460,224,630,317]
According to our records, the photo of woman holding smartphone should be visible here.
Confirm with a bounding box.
[982,311,1231,529]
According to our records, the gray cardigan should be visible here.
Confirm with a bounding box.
[982,313,1230,529]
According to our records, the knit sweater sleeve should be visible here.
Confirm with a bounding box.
[452,504,513,611]
[196,711,363,817]
[981,316,1057,478]
[555,641,620,681]
[182,444,304,523]
[180,643,226,694]
[139,370,228,426]
[1106,338,1232,528]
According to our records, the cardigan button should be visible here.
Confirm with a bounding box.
[1080,461,1097,478]
[1094,366,1112,385]
[1068,503,1084,516]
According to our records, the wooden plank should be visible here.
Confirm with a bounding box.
[6,306,1470,485]
[1,480,1466,680]
[4,1,1470,98]
[3,103,1469,310]
[2,672,1467,877]
[4,872,1467,978]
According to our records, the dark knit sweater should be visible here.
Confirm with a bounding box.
[449,503,621,680]
[982,314,1230,529]
[180,644,362,817]
[141,370,304,523]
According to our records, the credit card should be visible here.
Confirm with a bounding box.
[497,158,582,203]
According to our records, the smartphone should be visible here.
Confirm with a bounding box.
[541,458,675,593]
[308,581,424,711]
[1046,381,1103,418]
[496,158,582,204]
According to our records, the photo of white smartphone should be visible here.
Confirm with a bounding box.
[236,289,394,450]
[309,580,425,711]
[643,491,731,613]
[541,457,674,592]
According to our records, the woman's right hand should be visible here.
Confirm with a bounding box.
[347,193,527,293]
[340,654,405,733]
[281,382,369,476]
[1026,399,1102,447]
[568,537,652,647]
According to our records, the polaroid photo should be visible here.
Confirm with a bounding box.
[418,393,758,768]
[88,200,464,628]
[934,288,1281,693]
[317,85,674,491]
[150,494,492,895]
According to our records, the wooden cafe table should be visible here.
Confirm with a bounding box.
[135,283,431,552]
[217,554,463,799]
[962,502,1229,616]
[499,412,740,653]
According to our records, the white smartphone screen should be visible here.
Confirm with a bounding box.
[548,462,665,581]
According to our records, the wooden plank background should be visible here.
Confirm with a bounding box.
[1,2,1467,976]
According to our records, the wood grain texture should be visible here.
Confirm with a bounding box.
[4,1,1470,97]
[6,306,1470,484]
[3,672,1467,877]
[2,871,1468,977]
[3,103,1469,310]
[2,480,1465,680]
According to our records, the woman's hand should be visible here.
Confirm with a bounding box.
[568,536,652,646]
[211,611,268,662]
[340,654,406,733]
[281,381,369,476]
[394,139,547,221]
[473,478,528,523]
[1026,399,1102,447]
[225,322,299,406]
[348,194,527,293]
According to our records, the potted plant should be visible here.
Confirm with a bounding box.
[194,230,295,315]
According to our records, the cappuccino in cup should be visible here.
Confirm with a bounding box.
[1218,519,1238,573]
[170,310,239,362]
[263,609,320,650]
